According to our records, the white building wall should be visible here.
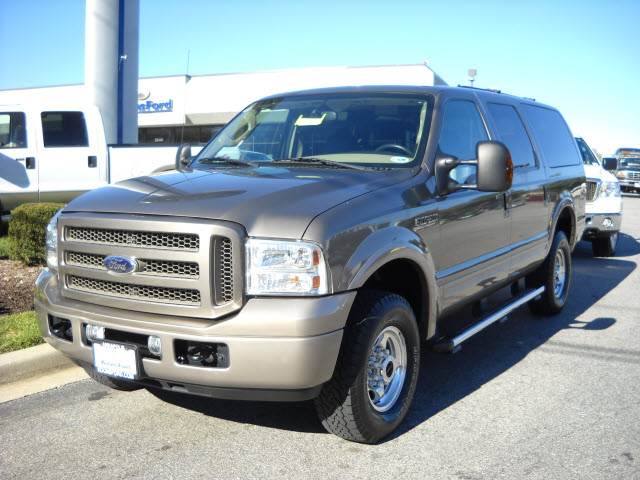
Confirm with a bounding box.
[0,64,446,129]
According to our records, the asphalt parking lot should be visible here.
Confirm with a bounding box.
[1,195,639,480]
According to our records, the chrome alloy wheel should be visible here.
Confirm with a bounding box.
[367,326,407,413]
[553,248,567,299]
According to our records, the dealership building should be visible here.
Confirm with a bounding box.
[0,64,446,145]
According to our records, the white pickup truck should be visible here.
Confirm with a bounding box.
[0,105,201,215]
[574,137,622,256]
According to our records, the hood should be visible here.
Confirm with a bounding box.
[583,164,618,183]
[65,166,413,238]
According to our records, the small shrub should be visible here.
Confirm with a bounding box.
[8,203,65,266]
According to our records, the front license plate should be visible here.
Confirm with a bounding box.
[93,341,138,380]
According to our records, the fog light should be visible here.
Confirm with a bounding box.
[86,324,105,342]
[602,218,613,229]
[148,336,162,356]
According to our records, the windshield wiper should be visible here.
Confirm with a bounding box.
[196,157,259,168]
[272,157,366,170]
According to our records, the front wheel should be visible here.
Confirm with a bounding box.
[592,232,618,257]
[314,291,420,444]
[527,231,571,315]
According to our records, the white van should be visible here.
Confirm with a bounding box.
[575,137,622,256]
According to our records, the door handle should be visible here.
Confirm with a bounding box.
[88,156,97,168]
[25,157,36,169]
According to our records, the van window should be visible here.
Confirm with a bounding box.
[520,105,579,168]
[439,100,489,184]
[0,112,27,148]
[41,111,89,147]
[487,103,536,168]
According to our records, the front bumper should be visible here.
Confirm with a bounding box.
[582,212,622,239]
[619,179,640,190]
[36,268,355,400]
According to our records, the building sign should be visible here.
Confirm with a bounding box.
[138,100,174,113]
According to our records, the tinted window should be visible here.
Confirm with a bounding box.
[575,137,599,166]
[487,103,535,168]
[0,112,27,148]
[41,111,89,147]
[520,105,579,168]
[439,100,489,183]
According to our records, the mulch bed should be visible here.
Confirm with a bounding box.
[0,260,42,315]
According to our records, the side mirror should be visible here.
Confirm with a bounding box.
[435,141,513,195]
[175,143,192,170]
[602,157,617,171]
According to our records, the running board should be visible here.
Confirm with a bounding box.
[432,286,545,353]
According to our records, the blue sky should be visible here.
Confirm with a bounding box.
[1,0,638,155]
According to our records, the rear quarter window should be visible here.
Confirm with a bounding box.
[520,105,580,168]
[41,111,89,147]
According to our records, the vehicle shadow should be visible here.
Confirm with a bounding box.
[144,235,638,443]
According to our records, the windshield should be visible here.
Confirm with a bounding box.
[619,157,640,168]
[192,93,434,169]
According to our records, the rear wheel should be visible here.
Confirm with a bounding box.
[527,231,571,315]
[592,232,618,257]
[314,291,420,444]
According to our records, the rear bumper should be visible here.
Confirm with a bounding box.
[36,268,355,400]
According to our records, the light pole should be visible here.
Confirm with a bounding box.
[468,68,477,87]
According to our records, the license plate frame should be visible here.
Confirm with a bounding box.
[93,340,139,380]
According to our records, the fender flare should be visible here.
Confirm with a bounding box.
[340,227,439,340]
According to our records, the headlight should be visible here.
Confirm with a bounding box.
[599,180,620,198]
[46,209,63,271]
[615,171,627,179]
[245,238,329,295]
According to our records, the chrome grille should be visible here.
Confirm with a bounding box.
[58,214,242,319]
[629,172,640,180]
[66,252,200,278]
[586,180,599,203]
[66,226,199,251]
[215,237,234,304]
[67,275,201,305]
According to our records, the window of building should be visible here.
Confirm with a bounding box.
[137,125,223,145]
[486,103,536,168]
[0,112,27,148]
[41,112,89,147]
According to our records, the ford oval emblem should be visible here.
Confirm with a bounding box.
[104,256,138,274]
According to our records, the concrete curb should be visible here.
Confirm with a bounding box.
[0,343,75,385]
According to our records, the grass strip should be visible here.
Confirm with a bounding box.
[0,237,9,259]
[0,311,43,354]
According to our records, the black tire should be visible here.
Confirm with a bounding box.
[527,231,571,315]
[592,232,618,257]
[83,365,142,391]
[314,291,420,444]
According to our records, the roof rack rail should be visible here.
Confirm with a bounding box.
[457,85,501,94]
[456,85,536,102]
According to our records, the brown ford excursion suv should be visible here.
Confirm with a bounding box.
[37,86,586,443]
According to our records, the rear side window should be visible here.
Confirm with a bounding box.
[41,111,89,147]
[520,105,579,168]
[486,103,536,168]
[0,112,27,148]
